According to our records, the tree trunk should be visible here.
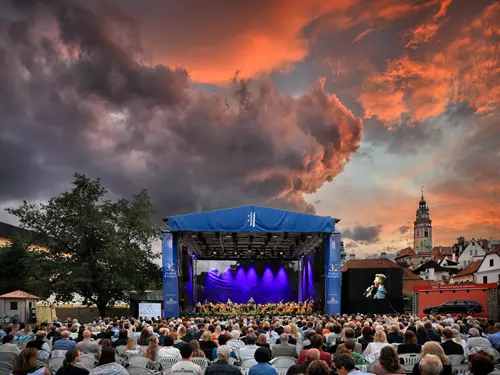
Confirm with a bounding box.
[97,301,107,319]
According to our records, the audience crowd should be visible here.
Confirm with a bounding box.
[0,312,499,375]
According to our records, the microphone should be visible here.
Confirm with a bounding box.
[364,285,375,298]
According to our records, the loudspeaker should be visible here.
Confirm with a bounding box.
[181,251,191,282]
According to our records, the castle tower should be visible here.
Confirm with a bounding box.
[414,190,432,253]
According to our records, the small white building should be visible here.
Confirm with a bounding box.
[0,290,39,323]
[475,249,500,284]
[458,239,487,269]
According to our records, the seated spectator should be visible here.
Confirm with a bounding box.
[124,338,141,357]
[297,334,332,367]
[344,339,366,366]
[213,333,238,361]
[205,345,243,375]
[47,325,61,343]
[333,353,359,375]
[468,352,495,375]
[363,330,389,358]
[99,339,112,350]
[440,328,464,356]
[336,329,362,354]
[273,333,297,359]
[370,346,405,375]
[307,359,332,375]
[249,347,276,375]
[326,325,342,348]
[419,354,443,375]
[88,347,127,375]
[397,330,421,355]
[240,334,259,362]
[77,330,100,357]
[417,327,431,346]
[387,325,404,344]
[358,326,374,352]
[228,330,246,353]
[467,328,492,350]
[276,326,298,345]
[54,330,77,351]
[26,331,51,361]
[55,349,89,375]
[158,335,181,360]
[189,339,206,358]
[256,334,271,351]
[412,342,451,375]
[171,343,203,375]
[488,323,500,350]
[181,327,196,343]
[199,331,218,360]
[137,327,151,346]
[111,331,128,348]
[144,336,159,365]
[425,322,442,343]
[158,328,167,346]
[288,349,327,375]
[11,348,51,375]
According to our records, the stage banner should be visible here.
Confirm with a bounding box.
[325,233,341,315]
[162,232,179,317]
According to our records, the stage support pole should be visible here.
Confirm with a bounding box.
[162,231,180,317]
[193,258,198,307]
[298,258,303,302]
[325,232,341,315]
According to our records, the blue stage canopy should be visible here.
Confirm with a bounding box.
[166,205,338,233]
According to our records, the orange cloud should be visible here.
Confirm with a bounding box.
[406,0,453,48]
[135,0,358,83]
[359,2,500,127]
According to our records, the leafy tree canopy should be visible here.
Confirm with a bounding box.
[7,173,160,317]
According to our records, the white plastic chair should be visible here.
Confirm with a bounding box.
[190,357,210,369]
[399,353,420,374]
[127,366,154,375]
[49,357,65,371]
[0,353,17,368]
[79,355,97,370]
[448,355,465,365]
[129,356,151,368]
[116,356,128,368]
[242,359,257,368]
[270,356,296,369]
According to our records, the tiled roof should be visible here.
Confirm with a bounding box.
[433,246,454,255]
[454,260,482,277]
[0,290,40,299]
[0,222,33,240]
[403,268,423,280]
[341,259,401,271]
[395,247,415,259]
[413,260,448,273]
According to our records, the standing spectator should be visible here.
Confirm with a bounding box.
[171,343,203,375]
[249,347,277,375]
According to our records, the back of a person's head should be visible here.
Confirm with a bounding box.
[118,330,128,339]
[246,334,257,345]
[2,334,14,344]
[469,328,479,337]
[374,330,387,343]
[12,348,38,375]
[62,330,71,338]
[310,334,323,348]
[345,328,355,339]
[334,354,356,372]
[216,345,231,360]
[442,327,453,340]
[98,347,116,366]
[230,330,240,340]
[254,346,271,363]
[361,326,372,337]
[179,343,192,359]
[345,338,355,351]
[218,334,229,346]
[307,359,330,375]
[420,354,443,375]
[279,333,289,343]
[469,353,494,375]
[306,348,320,362]
[379,346,401,373]
[63,348,80,368]
[424,322,433,330]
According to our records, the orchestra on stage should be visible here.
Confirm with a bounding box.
[193,297,316,315]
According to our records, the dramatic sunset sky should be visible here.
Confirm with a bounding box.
[0,0,499,257]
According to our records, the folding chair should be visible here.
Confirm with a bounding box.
[399,353,420,374]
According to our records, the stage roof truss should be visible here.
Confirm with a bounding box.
[176,231,326,260]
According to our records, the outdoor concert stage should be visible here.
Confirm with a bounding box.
[161,206,342,318]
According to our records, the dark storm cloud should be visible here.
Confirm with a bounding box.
[343,225,382,244]
[0,0,362,216]
[398,225,410,234]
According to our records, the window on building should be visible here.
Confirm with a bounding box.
[490,259,494,267]
[475,250,478,256]
[424,231,428,238]
[483,276,488,283]
[470,250,473,255]
[9,301,18,310]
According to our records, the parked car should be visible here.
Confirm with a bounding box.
[423,300,484,315]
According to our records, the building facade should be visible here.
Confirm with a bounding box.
[457,239,487,269]
[475,250,500,284]
[414,192,432,254]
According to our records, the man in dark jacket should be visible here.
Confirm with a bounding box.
[424,322,442,342]
[181,327,196,343]
[440,328,464,355]
[387,325,404,344]
[205,345,243,375]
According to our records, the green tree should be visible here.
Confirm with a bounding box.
[7,174,160,317]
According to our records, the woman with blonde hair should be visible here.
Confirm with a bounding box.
[200,331,217,359]
[212,325,221,341]
[290,323,301,342]
[256,334,270,350]
[412,341,451,375]
[143,336,159,363]
[125,338,141,357]
[363,330,389,358]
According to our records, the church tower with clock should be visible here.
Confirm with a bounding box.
[414,190,433,253]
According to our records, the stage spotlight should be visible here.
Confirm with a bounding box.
[279,251,283,255]
[212,251,216,255]
[260,251,264,256]
[234,251,238,255]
